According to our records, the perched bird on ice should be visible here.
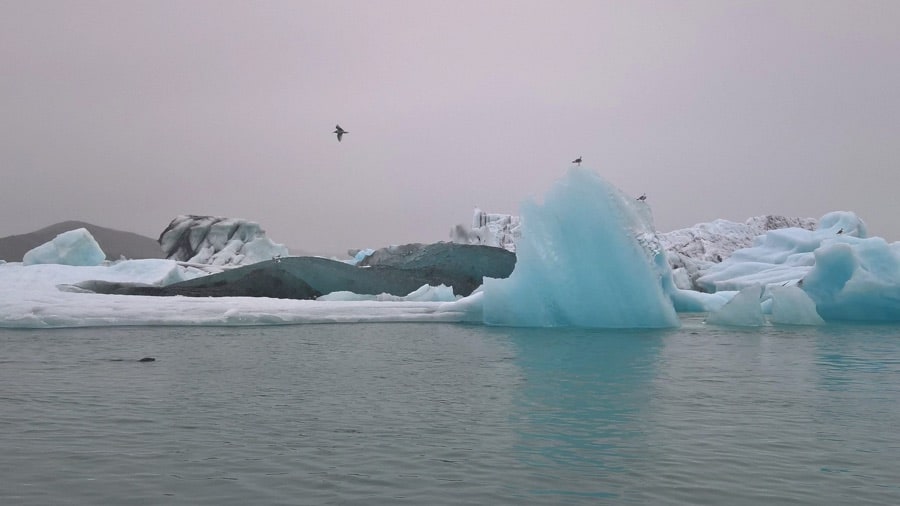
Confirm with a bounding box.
[637,193,647,201]
[571,156,582,165]
[333,124,348,142]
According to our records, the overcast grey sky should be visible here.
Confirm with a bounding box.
[2,0,898,255]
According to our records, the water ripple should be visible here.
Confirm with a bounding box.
[2,321,900,504]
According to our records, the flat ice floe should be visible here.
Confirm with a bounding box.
[0,261,478,328]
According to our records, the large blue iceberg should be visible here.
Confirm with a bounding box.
[479,166,900,327]
[482,167,680,328]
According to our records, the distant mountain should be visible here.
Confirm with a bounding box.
[0,221,165,262]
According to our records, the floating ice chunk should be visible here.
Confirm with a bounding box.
[317,291,384,301]
[766,285,825,325]
[2,259,204,295]
[669,286,734,313]
[706,284,764,327]
[317,284,459,302]
[438,288,484,323]
[696,211,868,292]
[483,166,679,328]
[402,284,459,302]
[234,237,288,265]
[159,215,289,266]
[105,258,204,286]
[802,237,900,321]
[344,248,375,265]
[657,254,734,312]
[23,228,106,266]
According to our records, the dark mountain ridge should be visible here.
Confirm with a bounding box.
[0,221,165,262]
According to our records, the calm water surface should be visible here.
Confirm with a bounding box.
[2,316,900,505]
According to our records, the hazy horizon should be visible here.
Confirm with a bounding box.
[3,1,899,254]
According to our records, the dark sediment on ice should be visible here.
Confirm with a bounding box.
[75,243,516,300]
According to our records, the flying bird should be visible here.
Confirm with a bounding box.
[333,124,348,142]
[637,193,647,201]
[571,156,582,165]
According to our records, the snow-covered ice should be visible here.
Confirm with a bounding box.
[0,260,476,328]
[317,284,460,302]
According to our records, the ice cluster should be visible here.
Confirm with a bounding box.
[3,166,900,328]
[158,215,289,266]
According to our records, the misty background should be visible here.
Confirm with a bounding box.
[2,0,898,255]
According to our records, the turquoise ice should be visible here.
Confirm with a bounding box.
[482,166,679,328]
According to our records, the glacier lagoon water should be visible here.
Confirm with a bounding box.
[2,319,900,505]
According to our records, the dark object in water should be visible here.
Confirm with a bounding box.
[139,357,156,362]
